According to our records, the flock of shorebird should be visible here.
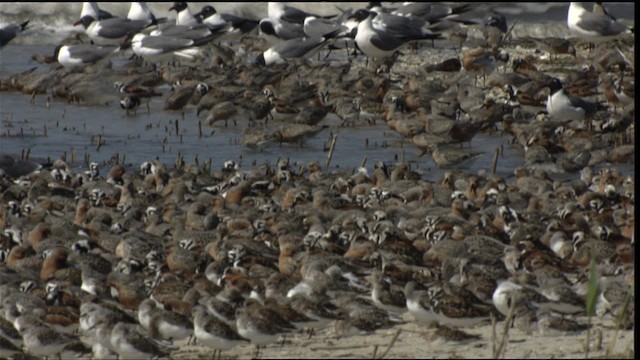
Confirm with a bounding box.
[0,1,635,359]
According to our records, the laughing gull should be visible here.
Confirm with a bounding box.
[194,5,260,38]
[128,2,165,24]
[352,9,440,59]
[391,3,471,23]
[149,24,218,41]
[0,20,29,48]
[259,18,306,44]
[0,153,44,179]
[567,2,632,41]
[255,31,340,65]
[368,9,442,41]
[303,16,349,38]
[74,15,156,45]
[546,78,601,122]
[80,2,113,20]
[268,2,336,25]
[124,32,216,62]
[55,44,118,67]
[170,2,200,27]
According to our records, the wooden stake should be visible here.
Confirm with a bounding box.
[324,134,337,173]
[491,147,499,174]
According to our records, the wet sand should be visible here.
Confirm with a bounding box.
[166,314,634,359]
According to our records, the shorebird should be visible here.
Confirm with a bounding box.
[370,270,407,314]
[483,11,507,52]
[602,74,634,112]
[138,299,193,343]
[14,316,77,359]
[404,281,437,325]
[109,322,170,359]
[120,95,141,115]
[236,299,295,357]
[193,305,249,359]
[462,47,496,87]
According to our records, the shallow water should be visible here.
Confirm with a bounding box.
[0,2,635,180]
[0,40,522,182]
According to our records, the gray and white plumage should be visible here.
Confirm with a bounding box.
[55,44,118,67]
[74,15,154,45]
[128,33,214,61]
[391,2,471,23]
[0,153,42,178]
[149,24,215,40]
[567,2,631,40]
[268,2,336,25]
[256,34,337,65]
[371,11,440,40]
[193,305,248,352]
[353,10,429,59]
[15,317,76,358]
[110,322,169,360]
[195,5,259,36]
[303,16,348,38]
[259,18,306,44]
[0,20,29,48]
[546,78,600,121]
[169,2,199,27]
[128,2,158,23]
[80,2,113,20]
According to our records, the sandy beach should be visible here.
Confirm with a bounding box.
[166,314,634,359]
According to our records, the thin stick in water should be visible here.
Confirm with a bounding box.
[492,147,499,174]
[324,134,337,173]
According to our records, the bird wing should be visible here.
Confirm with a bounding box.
[369,30,408,51]
[274,36,327,59]
[576,12,628,36]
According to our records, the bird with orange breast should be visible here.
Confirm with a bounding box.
[602,74,634,113]
[41,247,82,285]
[462,47,496,88]
[107,271,148,310]
[6,245,42,277]
[165,238,201,279]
